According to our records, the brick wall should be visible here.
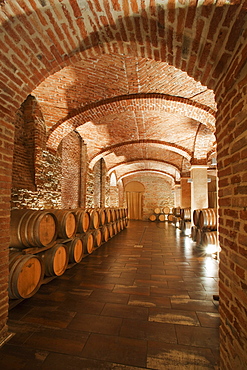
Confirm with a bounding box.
[61,131,81,209]
[216,56,247,369]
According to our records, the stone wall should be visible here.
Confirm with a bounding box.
[11,97,62,210]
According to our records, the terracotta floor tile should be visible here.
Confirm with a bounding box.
[59,298,105,314]
[147,340,218,369]
[21,307,76,329]
[81,333,147,367]
[196,311,220,328]
[42,353,145,370]
[128,294,171,308]
[148,307,200,326]
[171,298,218,313]
[113,284,150,296]
[101,303,148,321]
[176,325,220,349]
[88,290,130,304]
[24,327,89,355]
[67,313,122,335]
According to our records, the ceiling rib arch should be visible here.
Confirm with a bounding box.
[89,141,192,169]
[47,93,216,151]
[107,159,181,182]
[119,170,175,183]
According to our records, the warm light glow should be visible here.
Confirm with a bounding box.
[205,243,219,255]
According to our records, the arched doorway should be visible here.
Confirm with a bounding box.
[125,181,145,220]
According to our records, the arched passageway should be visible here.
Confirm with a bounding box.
[0,1,247,368]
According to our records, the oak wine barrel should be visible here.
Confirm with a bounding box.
[107,223,114,238]
[64,237,84,264]
[196,228,203,246]
[40,244,68,277]
[158,214,166,222]
[105,208,112,223]
[110,208,117,222]
[202,231,218,247]
[49,210,76,239]
[83,231,94,254]
[149,214,157,222]
[115,220,120,232]
[114,208,120,220]
[154,207,161,214]
[191,226,198,242]
[101,225,109,242]
[97,208,106,226]
[198,209,217,231]
[123,208,128,218]
[118,208,123,219]
[93,229,102,248]
[120,219,124,230]
[111,221,118,235]
[193,209,201,228]
[8,251,44,299]
[168,214,175,222]
[87,209,100,229]
[163,207,170,214]
[74,209,90,233]
[172,207,181,217]
[10,209,57,249]
[180,208,191,221]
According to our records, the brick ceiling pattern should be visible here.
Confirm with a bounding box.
[1,0,246,182]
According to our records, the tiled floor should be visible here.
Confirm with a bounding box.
[0,221,220,369]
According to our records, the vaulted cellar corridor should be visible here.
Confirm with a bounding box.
[0,1,247,369]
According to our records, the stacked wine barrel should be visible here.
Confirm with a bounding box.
[8,207,128,300]
[191,208,217,248]
[170,207,181,227]
[149,207,172,222]
[178,208,191,234]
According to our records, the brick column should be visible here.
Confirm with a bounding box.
[174,183,181,207]
[190,165,208,223]
[180,177,191,208]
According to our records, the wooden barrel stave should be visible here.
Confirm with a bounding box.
[8,251,44,299]
[83,231,94,254]
[64,237,84,264]
[10,209,57,249]
[40,244,68,277]
[199,209,217,231]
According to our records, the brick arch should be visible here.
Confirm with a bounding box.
[47,94,216,151]
[120,170,175,183]
[89,141,191,171]
[0,1,243,120]
[108,159,180,182]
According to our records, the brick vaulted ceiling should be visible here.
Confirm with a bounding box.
[1,0,245,183]
[34,55,216,181]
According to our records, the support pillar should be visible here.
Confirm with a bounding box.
[180,177,191,208]
[190,165,208,223]
[174,183,181,207]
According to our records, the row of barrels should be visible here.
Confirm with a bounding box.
[8,207,128,300]
[10,207,128,249]
[172,208,218,249]
[150,206,193,223]
[149,213,175,222]
[149,206,174,222]
[191,208,217,247]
